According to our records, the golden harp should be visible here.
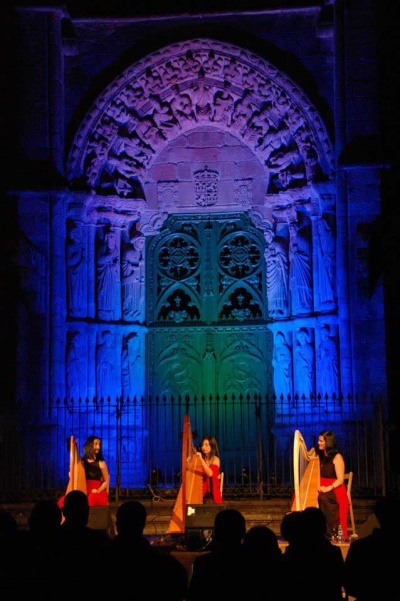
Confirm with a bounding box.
[65,435,87,496]
[291,429,319,511]
[167,413,204,534]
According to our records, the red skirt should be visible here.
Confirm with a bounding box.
[57,479,108,509]
[86,479,109,506]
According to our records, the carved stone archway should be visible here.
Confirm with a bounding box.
[62,37,338,421]
[67,38,334,199]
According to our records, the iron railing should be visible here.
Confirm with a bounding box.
[0,393,389,502]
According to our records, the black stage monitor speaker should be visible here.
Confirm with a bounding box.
[88,506,115,537]
[185,504,226,551]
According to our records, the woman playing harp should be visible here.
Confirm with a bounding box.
[292,429,349,539]
[194,434,223,504]
[310,429,349,540]
[58,435,110,509]
[168,416,222,534]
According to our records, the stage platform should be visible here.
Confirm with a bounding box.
[3,496,376,539]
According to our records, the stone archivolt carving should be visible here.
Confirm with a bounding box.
[67,39,334,197]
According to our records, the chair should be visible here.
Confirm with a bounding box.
[219,472,224,499]
[344,471,356,537]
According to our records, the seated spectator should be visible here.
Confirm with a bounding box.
[280,510,303,559]
[242,524,283,563]
[344,495,400,601]
[280,506,344,601]
[107,500,188,601]
[242,524,283,599]
[58,490,112,593]
[20,500,63,598]
[60,489,111,542]
[187,508,247,601]
[2,501,63,599]
[0,506,18,539]
[29,499,62,541]
[0,506,19,589]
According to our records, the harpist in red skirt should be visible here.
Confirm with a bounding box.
[58,436,109,509]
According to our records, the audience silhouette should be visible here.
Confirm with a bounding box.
[280,509,304,559]
[29,498,62,536]
[243,523,282,560]
[280,506,344,601]
[24,499,64,598]
[242,524,284,599]
[187,507,247,601]
[1,500,65,598]
[107,500,188,600]
[4,494,397,601]
[344,495,400,601]
[0,506,18,538]
[0,506,19,594]
[57,490,112,594]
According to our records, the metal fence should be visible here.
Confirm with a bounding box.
[0,393,388,502]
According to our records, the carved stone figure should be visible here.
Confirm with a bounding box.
[96,224,119,321]
[66,330,84,401]
[66,219,85,318]
[266,235,289,317]
[272,331,292,400]
[317,215,336,306]
[318,324,339,397]
[192,69,214,120]
[148,93,179,134]
[212,87,234,124]
[294,328,314,398]
[171,88,197,126]
[121,229,145,322]
[96,330,116,400]
[121,333,143,400]
[289,219,313,314]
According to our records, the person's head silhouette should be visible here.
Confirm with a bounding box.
[115,500,147,538]
[374,496,400,533]
[62,490,89,528]
[29,499,62,537]
[281,510,304,544]
[302,506,328,540]
[214,508,246,546]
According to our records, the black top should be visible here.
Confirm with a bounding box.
[320,454,337,478]
[83,458,102,480]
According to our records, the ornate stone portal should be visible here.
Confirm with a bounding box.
[62,38,338,407]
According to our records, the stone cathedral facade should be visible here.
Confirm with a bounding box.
[3,2,394,487]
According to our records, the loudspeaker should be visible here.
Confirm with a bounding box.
[88,506,115,536]
[185,504,226,551]
[186,503,226,528]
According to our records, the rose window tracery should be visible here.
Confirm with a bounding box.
[158,235,200,280]
[219,233,262,279]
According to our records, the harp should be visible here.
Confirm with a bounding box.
[291,429,319,511]
[65,435,87,495]
[167,413,204,534]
